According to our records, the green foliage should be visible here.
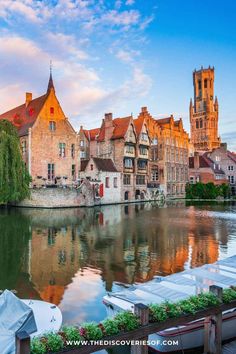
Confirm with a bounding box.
[45,333,64,352]
[222,288,236,303]
[30,288,236,353]
[81,322,103,340]
[102,318,120,336]
[114,311,139,331]
[30,338,46,354]
[0,120,31,204]
[186,182,231,200]
[62,326,83,342]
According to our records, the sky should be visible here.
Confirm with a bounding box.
[0,0,235,150]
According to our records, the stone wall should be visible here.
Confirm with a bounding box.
[16,180,94,208]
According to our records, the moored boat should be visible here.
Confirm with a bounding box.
[103,255,236,352]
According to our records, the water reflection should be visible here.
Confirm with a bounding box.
[0,202,236,324]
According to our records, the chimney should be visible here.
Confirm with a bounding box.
[25,92,32,107]
[194,152,200,169]
[104,113,113,121]
[220,143,227,151]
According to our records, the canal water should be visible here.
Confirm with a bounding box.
[0,201,236,326]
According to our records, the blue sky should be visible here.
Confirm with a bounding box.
[0,0,235,150]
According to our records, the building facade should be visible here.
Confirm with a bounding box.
[0,74,79,187]
[190,66,221,151]
[189,152,228,185]
[208,144,236,195]
[79,157,122,204]
[136,107,190,198]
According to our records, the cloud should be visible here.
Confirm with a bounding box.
[115,49,140,63]
[221,132,236,151]
[126,0,135,5]
[0,33,152,131]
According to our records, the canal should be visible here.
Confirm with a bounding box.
[0,201,236,326]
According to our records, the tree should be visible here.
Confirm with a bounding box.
[0,120,31,204]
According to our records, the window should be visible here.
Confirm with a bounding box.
[228,176,235,184]
[215,156,220,162]
[139,147,148,155]
[196,120,199,129]
[141,132,148,141]
[124,158,133,168]
[90,164,93,171]
[50,107,54,115]
[48,163,55,180]
[136,175,145,185]
[204,79,207,88]
[72,164,76,181]
[152,138,158,145]
[80,140,84,147]
[21,140,27,155]
[71,144,75,158]
[151,169,158,181]
[114,177,118,188]
[125,145,135,154]
[123,174,131,185]
[49,121,56,131]
[198,80,202,90]
[190,176,195,184]
[228,165,234,171]
[105,177,110,188]
[138,160,147,169]
[151,147,158,161]
[80,151,86,158]
[199,119,203,128]
[59,143,66,157]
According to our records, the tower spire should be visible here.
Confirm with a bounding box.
[47,60,55,93]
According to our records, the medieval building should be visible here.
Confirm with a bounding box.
[189,66,221,151]
[0,73,79,187]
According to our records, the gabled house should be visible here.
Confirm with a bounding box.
[79,157,121,204]
[189,152,228,185]
[0,73,79,187]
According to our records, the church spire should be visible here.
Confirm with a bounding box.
[47,61,55,93]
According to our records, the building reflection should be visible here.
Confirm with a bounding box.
[0,202,234,323]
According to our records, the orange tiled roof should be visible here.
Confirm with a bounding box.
[133,116,145,136]
[156,117,172,125]
[111,116,131,139]
[83,128,100,141]
[0,94,47,136]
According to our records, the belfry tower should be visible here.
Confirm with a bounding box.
[189,66,221,151]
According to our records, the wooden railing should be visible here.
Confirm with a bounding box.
[16,285,236,354]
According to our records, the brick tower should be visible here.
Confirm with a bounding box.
[190,66,221,151]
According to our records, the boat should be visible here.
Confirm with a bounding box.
[103,255,236,352]
[0,290,62,354]
[22,298,63,337]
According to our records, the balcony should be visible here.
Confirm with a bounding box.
[124,148,135,158]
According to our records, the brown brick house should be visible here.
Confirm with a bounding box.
[79,113,144,201]
[189,152,228,185]
[0,74,79,186]
[136,107,190,198]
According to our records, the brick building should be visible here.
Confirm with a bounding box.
[0,73,79,186]
[190,66,221,151]
[136,107,190,198]
[207,144,236,195]
[79,157,121,204]
[189,152,227,185]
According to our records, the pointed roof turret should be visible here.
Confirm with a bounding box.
[47,62,55,93]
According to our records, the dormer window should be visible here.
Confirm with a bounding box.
[49,121,56,131]
[90,164,93,171]
[50,107,54,115]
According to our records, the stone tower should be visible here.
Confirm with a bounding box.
[190,66,221,151]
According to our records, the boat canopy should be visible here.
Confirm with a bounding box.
[0,290,37,354]
[106,255,236,307]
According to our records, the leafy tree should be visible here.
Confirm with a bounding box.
[186,182,231,200]
[0,120,31,204]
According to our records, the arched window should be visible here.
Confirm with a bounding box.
[196,120,199,129]
[204,79,207,88]
[200,119,203,128]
